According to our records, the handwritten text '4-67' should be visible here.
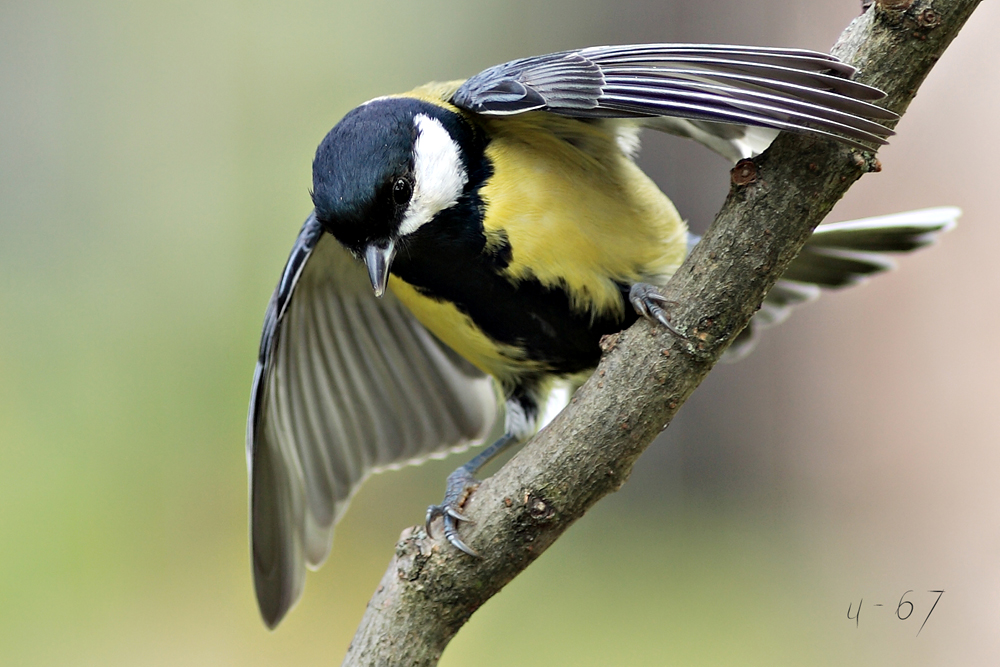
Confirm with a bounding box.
[847,590,944,636]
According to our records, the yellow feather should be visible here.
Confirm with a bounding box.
[478,113,687,318]
[387,277,546,386]
[388,81,464,112]
[387,86,688,381]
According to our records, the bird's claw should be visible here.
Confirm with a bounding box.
[425,468,480,557]
[629,283,686,339]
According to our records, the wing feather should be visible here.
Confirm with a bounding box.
[247,213,497,628]
[453,43,896,151]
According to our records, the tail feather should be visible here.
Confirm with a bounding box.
[803,207,959,252]
[719,206,959,362]
[780,247,896,288]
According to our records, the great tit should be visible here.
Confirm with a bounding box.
[246,43,957,628]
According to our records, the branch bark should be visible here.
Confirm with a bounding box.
[343,2,981,664]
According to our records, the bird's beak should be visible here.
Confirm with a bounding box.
[363,241,396,298]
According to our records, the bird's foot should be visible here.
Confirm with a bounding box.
[425,467,480,557]
[629,283,685,338]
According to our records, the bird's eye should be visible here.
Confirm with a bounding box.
[392,177,413,206]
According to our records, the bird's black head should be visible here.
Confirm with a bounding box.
[311,97,474,296]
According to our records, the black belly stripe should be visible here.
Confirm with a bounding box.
[389,104,638,378]
[392,212,637,376]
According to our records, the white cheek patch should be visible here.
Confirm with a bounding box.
[397,113,468,237]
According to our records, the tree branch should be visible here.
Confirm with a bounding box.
[342,2,981,664]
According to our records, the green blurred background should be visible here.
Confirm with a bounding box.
[2,1,997,664]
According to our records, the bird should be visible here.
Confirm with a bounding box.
[245,43,958,628]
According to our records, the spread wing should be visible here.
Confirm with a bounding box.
[247,213,498,628]
[453,44,896,151]
[721,207,960,361]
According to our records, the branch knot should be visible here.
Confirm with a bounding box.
[731,159,758,187]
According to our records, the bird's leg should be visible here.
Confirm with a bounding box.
[426,390,539,556]
[629,282,686,338]
[425,433,518,556]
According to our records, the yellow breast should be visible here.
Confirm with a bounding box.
[387,85,688,383]
[477,112,687,318]
[388,277,545,384]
